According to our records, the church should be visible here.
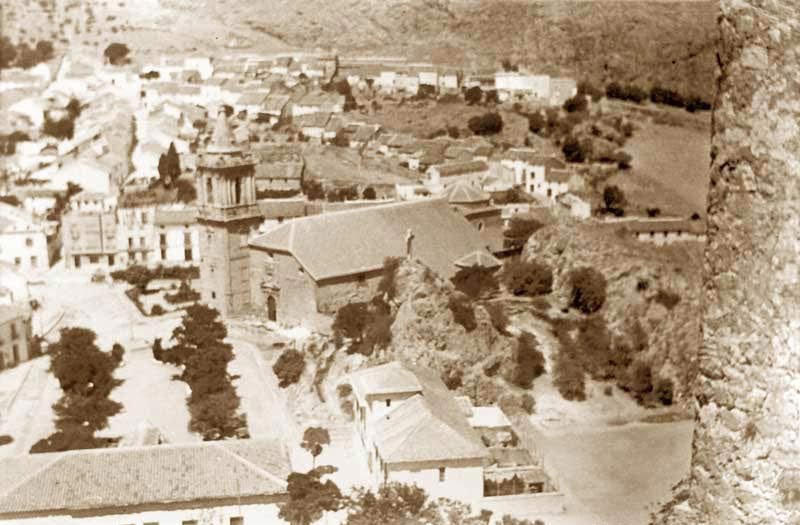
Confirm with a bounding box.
[196,114,501,327]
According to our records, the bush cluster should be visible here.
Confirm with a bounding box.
[450,265,499,300]
[504,332,546,389]
[501,259,553,297]
[568,267,607,314]
[0,37,54,69]
[332,298,394,356]
[164,280,201,304]
[273,349,306,388]
[468,112,504,136]
[110,264,200,291]
[448,293,478,332]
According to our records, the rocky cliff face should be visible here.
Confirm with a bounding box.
[525,221,704,403]
[656,2,800,524]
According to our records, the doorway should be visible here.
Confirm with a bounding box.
[267,295,277,322]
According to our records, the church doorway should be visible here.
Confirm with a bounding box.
[267,295,277,322]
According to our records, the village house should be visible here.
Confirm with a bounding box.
[426,160,491,192]
[270,56,293,76]
[0,439,291,525]
[30,157,112,195]
[253,144,305,195]
[153,207,201,265]
[235,91,271,121]
[549,77,578,106]
[624,218,707,245]
[61,208,118,270]
[500,151,571,201]
[0,303,33,370]
[348,124,381,150]
[68,191,117,213]
[0,203,51,274]
[291,92,345,118]
[494,72,551,102]
[16,188,60,218]
[247,199,496,327]
[346,362,563,515]
[295,112,332,142]
[0,261,31,306]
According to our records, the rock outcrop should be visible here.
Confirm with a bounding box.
[525,221,704,403]
[656,2,800,524]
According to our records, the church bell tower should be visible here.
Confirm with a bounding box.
[196,112,262,317]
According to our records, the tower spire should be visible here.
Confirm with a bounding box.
[207,111,238,154]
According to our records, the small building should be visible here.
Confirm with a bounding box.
[426,160,491,192]
[0,203,51,273]
[0,439,291,525]
[295,112,332,141]
[549,77,578,106]
[442,181,505,254]
[248,199,497,327]
[254,144,305,194]
[0,303,33,370]
[625,218,707,245]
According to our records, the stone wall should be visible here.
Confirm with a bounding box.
[315,270,383,314]
[656,2,800,524]
[248,247,320,326]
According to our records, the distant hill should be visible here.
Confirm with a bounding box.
[212,0,717,100]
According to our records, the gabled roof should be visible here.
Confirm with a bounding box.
[249,199,493,281]
[349,361,423,402]
[0,439,289,518]
[295,112,331,129]
[371,364,489,464]
[238,91,269,106]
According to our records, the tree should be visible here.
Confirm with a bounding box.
[0,37,17,69]
[346,483,435,525]
[451,265,499,300]
[562,136,587,163]
[103,42,130,65]
[14,43,38,69]
[501,259,553,296]
[302,177,325,201]
[577,80,604,102]
[464,86,483,105]
[552,349,586,401]
[35,40,54,62]
[563,94,588,113]
[301,426,331,469]
[468,112,503,135]
[43,115,75,140]
[501,58,518,72]
[603,185,626,214]
[568,267,607,314]
[448,293,477,332]
[362,186,376,200]
[157,142,181,187]
[528,112,546,134]
[273,348,305,388]
[505,332,546,388]
[504,217,544,250]
[279,468,343,525]
[332,302,369,345]
[175,178,197,203]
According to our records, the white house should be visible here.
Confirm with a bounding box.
[426,160,490,193]
[0,439,291,525]
[184,55,214,80]
[494,72,550,101]
[0,203,50,273]
[153,207,201,265]
[348,362,490,504]
[31,159,112,195]
[346,361,563,519]
[626,218,707,245]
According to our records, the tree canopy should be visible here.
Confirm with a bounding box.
[104,43,130,65]
[279,468,343,525]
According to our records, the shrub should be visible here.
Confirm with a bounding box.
[568,267,607,314]
[448,294,477,332]
[504,217,544,250]
[441,361,464,390]
[552,350,586,401]
[376,256,403,300]
[653,289,681,310]
[646,207,661,218]
[563,94,588,113]
[614,151,633,170]
[620,361,653,400]
[603,185,626,214]
[164,281,201,304]
[577,80,604,102]
[506,332,546,389]
[150,304,165,316]
[485,303,510,335]
[301,177,326,201]
[273,349,305,388]
[337,383,354,417]
[0,434,12,446]
[654,377,674,405]
[362,186,377,200]
[528,112,546,134]
[562,136,587,163]
[450,265,499,300]
[520,393,536,414]
[103,42,130,65]
[468,112,503,136]
[501,259,553,297]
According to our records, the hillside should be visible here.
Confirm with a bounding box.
[523,221,703,405]
[214,0,718,100]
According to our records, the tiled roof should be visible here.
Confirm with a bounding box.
[546,169,572,184]
[256,198,307,220]
[434,160,489,177]
[453,250,501,270]
[349,361,423,402]
[249,199,493,281]
[372,364,489,464]
[443,181,490,204]
[153,208,198,225]
[295,112,331,129]
[238,91,269,106]
[0,439,290,518]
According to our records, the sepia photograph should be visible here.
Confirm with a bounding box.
[0,0,796,524]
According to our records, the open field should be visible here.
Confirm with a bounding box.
[612,119,711,217]
[302,144,420,187]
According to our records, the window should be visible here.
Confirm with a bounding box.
[385,399,391,407]
[184,248,192,261]
[89,255,99,264]
[143,522,159,525]
[13,257,20,267]
[235,177,242,204]
[108,254,115,266]
[10,323,18,339]
[160,233,167,246]
[211,292,216,299]
[30,256,38,267]
[139,237,146,247]
[73,256,81,268]
[439,467,446,482]
[229,518,244,525]
[12,345,19,364]
[477,221,484,231]
[128,237,134,248]
[25,237,33,247]
[161,248,167,259]
[184,232,192,246]
[206,178,213,203]
[182,521,198,525]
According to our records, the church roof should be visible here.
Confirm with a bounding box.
[443,181,490,204]
[453,250,501,269]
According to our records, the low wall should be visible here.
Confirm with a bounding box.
[477,492,567,521]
